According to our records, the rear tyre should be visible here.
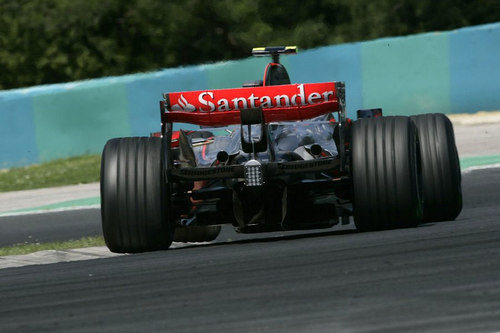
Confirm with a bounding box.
[410,113,462,222]
[351,116,422,231]
[101,137,174,253]
[173,226,221,243]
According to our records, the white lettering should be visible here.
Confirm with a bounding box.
[307,92,322,104]
[190,84,334,112]
[260,96,272,108]
[297,84,306,105]
[198,92,215,112]
[274,94,290,107]
[322,91,334,101]
[217,98,230,111]
[232,97,247,110]
[248,93,259,108]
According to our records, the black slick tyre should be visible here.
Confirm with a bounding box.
[173,226,221,243]
[351,116,422,231]
[410,113,462,222]
[101,137,173,253]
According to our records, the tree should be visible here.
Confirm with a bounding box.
[0,0,498,89]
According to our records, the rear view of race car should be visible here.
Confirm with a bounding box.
[100,46,462,253]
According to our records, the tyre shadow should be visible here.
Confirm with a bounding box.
[170,228,359,251]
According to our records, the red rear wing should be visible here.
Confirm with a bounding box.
[162,82,341,126]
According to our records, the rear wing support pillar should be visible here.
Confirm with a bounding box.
[239,107,268,156]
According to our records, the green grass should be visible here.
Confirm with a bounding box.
[0,154,100,192]
[0,236,106,256]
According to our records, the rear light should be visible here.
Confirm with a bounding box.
[244,159,264,186]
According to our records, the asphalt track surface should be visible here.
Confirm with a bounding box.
[0,168,499,332]
[0,209,102,247]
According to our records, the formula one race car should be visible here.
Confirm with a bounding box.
[100,46,462,253]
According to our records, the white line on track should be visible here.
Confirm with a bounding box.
[2,163,498,218]
[0,204,101,218]
[0,183,99,213]
[1,163,498,269]
[0,242,212,269]
[461,163,500,174]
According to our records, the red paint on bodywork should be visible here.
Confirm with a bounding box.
[163,82,339,126]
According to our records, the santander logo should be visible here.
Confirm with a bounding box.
[169,83,335,113]
[171,94,196,112]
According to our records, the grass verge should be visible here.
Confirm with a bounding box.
[0,236,106,256]
[0,154,100,192]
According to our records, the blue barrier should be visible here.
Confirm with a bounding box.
[450,24,500,114]
[0,22,499,168]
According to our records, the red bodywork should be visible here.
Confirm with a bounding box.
[162,82,339,127]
